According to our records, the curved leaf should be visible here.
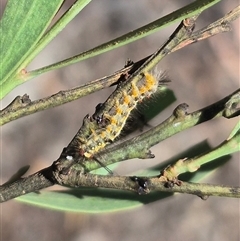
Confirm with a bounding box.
[0,0,64,99]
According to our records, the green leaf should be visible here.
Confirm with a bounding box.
[16,141,231,213]
[228,121,240,139]
[0,0,64,99]
[16,188,172,213]
[28,0,221,78]
[20,0,92,75]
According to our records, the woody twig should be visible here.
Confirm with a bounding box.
[1,6,239,125]
[1,7,239,203]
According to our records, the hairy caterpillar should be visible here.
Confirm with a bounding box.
[65,71,165,160]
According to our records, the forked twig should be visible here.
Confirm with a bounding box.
[1,7,239,203]
[1,6,239,125]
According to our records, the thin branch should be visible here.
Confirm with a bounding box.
[1,89,239,202]
[86,89,240,170]
[59,14,200,165]
[0,71,124,125]
[53,171,240,199]
[0,167,54,202]
[26,0,221,78]
[161,123,240,180]
[1,7,239,203]
[1,157,239,203]
[1,5,239,125]
[172,5,240,51]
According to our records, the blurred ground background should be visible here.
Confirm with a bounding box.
[0,0,239,241]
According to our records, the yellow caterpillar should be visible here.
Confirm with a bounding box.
[75,71,160,158]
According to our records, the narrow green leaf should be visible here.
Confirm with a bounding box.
[28,0,221,78]
[16,188,172,213]
[20,0,92,72]
[228,121,240,139]
[0,0,64,99]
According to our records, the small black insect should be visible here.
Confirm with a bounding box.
[130,176,148,194]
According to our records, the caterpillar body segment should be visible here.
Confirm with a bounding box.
[75,71,160,158]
